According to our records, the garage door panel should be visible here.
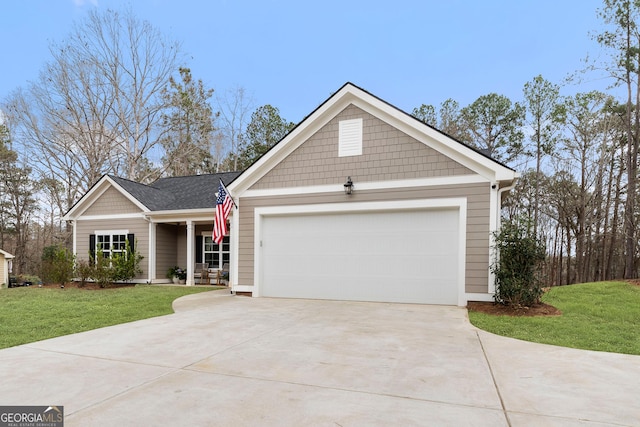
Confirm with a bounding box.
[260,208,460,305]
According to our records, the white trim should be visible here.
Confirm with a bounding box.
[63,175,149,220]
[94,229,129,235]
[233,285,253,294]
[253,198,468,306]
[228,83,517,196]
[242,175,488,198]
[148,222,156,282]
[186,220,194,286]
[76,213,145,221]
[72,220,77,256]
[230,202,240,292]
[0,249,14,259]
[466,293,495,303]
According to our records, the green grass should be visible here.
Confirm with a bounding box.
[0,285,220,349]
[469,281,640,355]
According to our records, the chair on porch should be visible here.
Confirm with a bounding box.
[216,263,229,286]
[194,263,209,285]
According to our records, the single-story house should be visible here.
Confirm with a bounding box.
[0,249,14,287]
[64,82,518,306]
[63,172,241,286]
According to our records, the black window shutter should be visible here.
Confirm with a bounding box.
[127,234,135,252]
[89,234,96,265]
[196,235,203,263]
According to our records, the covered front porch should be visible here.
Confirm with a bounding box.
[146,211,232,287]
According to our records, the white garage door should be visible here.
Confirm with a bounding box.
[259,208,460,305]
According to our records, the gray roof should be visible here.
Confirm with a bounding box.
[109,172,241,211]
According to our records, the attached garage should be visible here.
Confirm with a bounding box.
[228,83,518,306]
[254,199,466,305]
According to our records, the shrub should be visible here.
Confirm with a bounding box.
[91,248,113,288]
[74,259,94,288]
[166,266,186,280]
[41,245,75,286]
[491,218,546,308]
[90,240,143,287]
[110,240,143,283]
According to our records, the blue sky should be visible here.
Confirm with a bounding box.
[1,0,612,124]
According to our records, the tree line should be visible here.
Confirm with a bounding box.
[410,0,640,285]
[0,9,294,278]
[1,1,639,287]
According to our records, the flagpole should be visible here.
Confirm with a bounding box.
[219,179,237,209]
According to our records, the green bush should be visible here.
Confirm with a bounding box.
[491,218,546,308]
[90,240,143,287]
[41,245,75,285]
[74,258,94,288]
[110,240,143,283]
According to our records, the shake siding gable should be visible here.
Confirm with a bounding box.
[250,104,473,191]
[83,186,143,216]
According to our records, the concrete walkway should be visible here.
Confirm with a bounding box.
[0,290,638,426]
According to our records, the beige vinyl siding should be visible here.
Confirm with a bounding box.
[75,217,149,279]
[83,186,142,215]
[251,104,473,190]
[237,182,491,294]
[154,224,215,281]
[156,223,178,281]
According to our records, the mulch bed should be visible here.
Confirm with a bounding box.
[467,301,562,317]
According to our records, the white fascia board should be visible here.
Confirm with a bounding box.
[229,83,517,196]
[145,208,222,223]
[75,213,146,221]
[229,87,357,196]
[242,174,488,198]
[0,249,14,259]
[63,176,150,220]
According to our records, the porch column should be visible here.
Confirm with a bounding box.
[148,221,156,283]
[186,220,194,286]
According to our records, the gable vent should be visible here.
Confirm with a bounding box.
[338,118,363,157]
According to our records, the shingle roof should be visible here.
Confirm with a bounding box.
[109,172,241,211]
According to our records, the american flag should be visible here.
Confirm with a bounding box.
[213,179,234,244]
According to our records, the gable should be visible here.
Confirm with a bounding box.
[230,83,517,196]
[250,104,473,190]
[82,186,143,216]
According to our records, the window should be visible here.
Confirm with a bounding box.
[203,235,229,269]
[91,230,132,261]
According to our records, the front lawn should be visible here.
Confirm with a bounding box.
[468,281,640,355]
[0,285,219,349]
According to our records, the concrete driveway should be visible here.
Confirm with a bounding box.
[0,289,638,426]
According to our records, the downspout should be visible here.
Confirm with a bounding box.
[496,179,518,231]
[489,179,518,296]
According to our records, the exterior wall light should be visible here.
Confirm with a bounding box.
[344,176,354,195]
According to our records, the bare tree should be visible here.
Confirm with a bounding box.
[3,8,181,214]
[0,124,38,275]
[215,86,255,171]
